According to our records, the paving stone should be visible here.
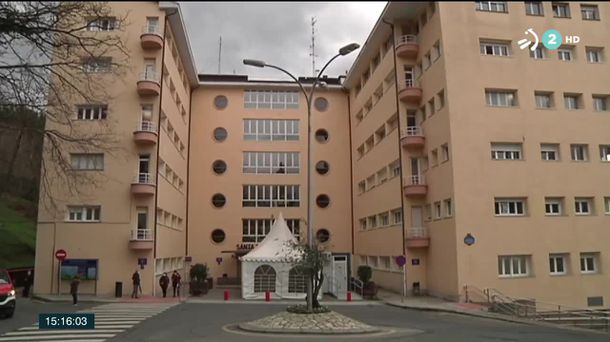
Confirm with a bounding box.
[238,310,380,334]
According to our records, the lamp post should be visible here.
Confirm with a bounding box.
[244,42,359,311]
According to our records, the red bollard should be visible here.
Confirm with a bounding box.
[347,292,352,302]
[224,290,230,301]
[265,291,271,302]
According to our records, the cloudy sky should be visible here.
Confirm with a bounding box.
[180,2,387,80]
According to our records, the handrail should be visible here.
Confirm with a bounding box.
[136,121,157,133]
[142,24,161,35]
[140,71,159,82]
[351,277,363,296]
[131,229,153,241]
[401,126,423,137]
[397,35,417,44]
[406,174,425,185]
[134,173,154,185]
[406,227,428,239]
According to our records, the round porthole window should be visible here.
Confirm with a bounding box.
[315,129,329,143]
[314,97,329,112]
[316,229,330,243]
[214,127,227,142]
[315,161,329,175]
[211,229,226,243]
[316,194,330,208]
[214,95,228,110]
[212,193,226,208]
[212,160,227,174]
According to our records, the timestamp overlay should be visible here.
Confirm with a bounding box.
[39,313,96,330]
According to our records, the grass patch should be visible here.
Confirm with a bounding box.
[0,196,36,269]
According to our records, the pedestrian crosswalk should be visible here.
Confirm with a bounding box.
[0,302,177,341]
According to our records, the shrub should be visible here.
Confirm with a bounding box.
[190,263,209,283]
[286,304,331,314]
[357,265,372,285]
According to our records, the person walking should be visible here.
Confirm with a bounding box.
[70,275,80,306]
[23,270,33,298]
[171,271,182,297]
[159,273,169,298]
[131,270,140,299]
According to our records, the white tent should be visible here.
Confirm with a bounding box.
[240,213,320,300]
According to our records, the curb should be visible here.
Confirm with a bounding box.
[31,295,119,303]
[238,322,381,335]
[383,301,609,335]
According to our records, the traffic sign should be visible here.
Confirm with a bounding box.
[395,255,406,267]
[55,249,67,261]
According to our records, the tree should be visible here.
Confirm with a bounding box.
[288,241,330,310]
[0,2,129,209]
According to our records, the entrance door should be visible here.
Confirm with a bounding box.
[332,255,348,300]
[411,207,423,228]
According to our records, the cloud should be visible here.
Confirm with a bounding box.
[180,2,386,80]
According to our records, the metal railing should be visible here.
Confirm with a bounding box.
[139,71,159,82]
[136,121,157,133]
[131,229,153,241]
[406,174,425,185]
[397,34,418,44]
[401,126,423,137]
[134,173,154,185]
[350,277,364,296]
[406,227,428,239]
[142,24,161,35]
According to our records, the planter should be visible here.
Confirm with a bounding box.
[207,277,213,290]
[362,281,378,299]
[190,280,209,296]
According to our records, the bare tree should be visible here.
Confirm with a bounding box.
[286,240,330,312]
[0,2,130,210]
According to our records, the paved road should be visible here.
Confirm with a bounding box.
[111,303,608,341]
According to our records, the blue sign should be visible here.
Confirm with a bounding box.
[39,313,95,329]
[464,233,476,246]
[395,255,406,267]
[61,259,98,280]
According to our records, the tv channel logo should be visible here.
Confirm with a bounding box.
[519,28,580,51]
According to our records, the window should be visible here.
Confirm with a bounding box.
[380,256,391,270]
[545,197,563,215]
[535,92,553,109]
[541,144,560,161]
[491,143,523,160]
[368,256,378,268]
[437,90,445,110]
[498,255,529,277]
[605,197,610,214]
[529,46,546,59]
[525,2,544,16]
[476,1,508,13]
[288,267,306,293]
[253,265,276,292]
[366,175,376,190]
[444,199,453,217]
[564,94,581,109]
[315,160,329,175]
[82,57,112,73]
[593,96,608,112]
[359,218,367,230]
[242,219,300,242]
[211,229,226,243]
[368,216,377,229]
[549,254,567,275]
[358,181,366,194]
[441,144,450,162]
[425,204,432,221]
[552,2,570,18]
[390,160,401,178]
[315,129,329,143]
[67,206,101,222]
[77,105,107,120]
[431,149,438,166]
[480,40,511,56]
[580,254,598,274]
[377,167,388,184]
[581,4,599,20]
[586,47,603,63]
[145,17,159,33]
[316,194,330,208]
[212,194,226,208]
[87,17,117,31]
[70,154,104,170]
[599,145,610,161]
[244,119,299,141]
[244,90,299,109]
[214,127,228,142]
[486,90,516,107]
[557,47,574,61]
[242,152,300,174]
[242,185,300,208]
[434,202,442,219]
[575,198,593,215]
[570,144,588,161]
[495,198,526,216]
[379,213,390,227]
[392,208,403,224]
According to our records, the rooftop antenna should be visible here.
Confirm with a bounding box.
[217,36,222,74]
[309,17,318,77]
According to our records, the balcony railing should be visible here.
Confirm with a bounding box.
[397,35,417,44]
[403,79,417,88]
[134,173,154,185]
[142,24,161,35]
[136,121,157,133]
[401,126,423,137]
[140,71,159,82]
[407,174,425,185]
[406,227,428,239]
[131,229,153,241]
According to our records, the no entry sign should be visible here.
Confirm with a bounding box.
[55,249,67,261]
[395,255,406,267]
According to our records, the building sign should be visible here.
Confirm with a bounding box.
[412,258,420,266]
[236,243,257,250]
[61,259,98,280]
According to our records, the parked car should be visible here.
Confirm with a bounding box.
[0,269,16,318]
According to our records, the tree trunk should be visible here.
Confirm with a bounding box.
[312,270,324,308]
[0,126,24,196]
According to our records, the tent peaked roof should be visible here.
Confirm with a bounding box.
[241,213,302,262]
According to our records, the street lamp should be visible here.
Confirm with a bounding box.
[244,42,359,311]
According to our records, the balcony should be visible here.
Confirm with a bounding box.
[398,79,422,103]
[137,71,160,96]
[406,227,429,248]
[131,173,155,196]
[395,35,419,59]
[403,175,427,197]
[128,229,154,250]
[140,25,163,50]
[133,121,158,145]
[400,126,425,149]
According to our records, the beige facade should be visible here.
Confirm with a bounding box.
[35,1,609,309]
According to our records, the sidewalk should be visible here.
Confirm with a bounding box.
[32,294,187,304]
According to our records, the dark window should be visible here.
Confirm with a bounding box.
[316,194,330,208]
[316,229,330,243]
[315,161,329,175]
[315,129,329,143]
[288,267,306,293]
[254,265,276,292]
[214,127,228,142]
[212,160,227,174]
[212,193,226,208]
[314,97,329,112]
[211,229,226,243]
[214,95,229,109]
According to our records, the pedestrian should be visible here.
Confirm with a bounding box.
[23,270,33,298]
[159,273,169,298]
[70,275,80,306]
[131,270,140,299]
[171,271,182,297]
